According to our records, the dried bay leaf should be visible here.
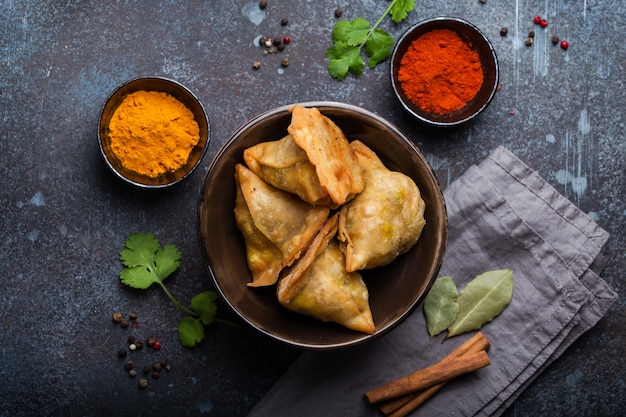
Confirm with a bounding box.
[423,276,459,337]
[447,269,513,337]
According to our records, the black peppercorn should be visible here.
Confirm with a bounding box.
[146,337,156,347]
[127,335,135,344]
[281,18,288,26]
[153,362,162,372]
[118,348,127,358]
[112,312,123,323]
[500,27,508,36]
[277,44,285,52]
[120,319,129,328]
[334,8,343,18]
[528,31,535,38]
[143,365,151,374]
[135,340,143,350]
[152,371,160,380]
[259,0,267,9]
[124,360,135,371]
[525,37,534,46]
[273,37,281,46]
[281,58,289,67]
[128,312,137,321]
[551,35,560,45]
[259,36,266,46]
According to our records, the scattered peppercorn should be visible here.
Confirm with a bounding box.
[560,40,569,50]
[281,58,289,67]
[153,341,162,351]
[540,19,548,28]
[152,371,160,380]
[551,35,560,45]
[281,18,288,26]
[528,31,535,38]
[129,369,137,378]
[146,337,156,348]
[277,44,285,52]
[283,35,291,44]
[112,312,123,323]
[129,343,137,351]
[128,312,138,321]
[500,27,508,36]
[264,39,272,47]
[525,37,534,46]
[124,360,135,371]
[127,335,135,344]
[273,37,282,46]
[118,348,127,358]
[479,0,486,3]
[143,365,151,374]
[120,319,129,328]
[131,321,139,328]
[153,362,162,372]
[134,340,144,350]
[533,15,542,25]
[259,0,267,9]
[138,378,148,389]
[334,8,343,18]
[259,36,266,46]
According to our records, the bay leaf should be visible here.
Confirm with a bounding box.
[423,276,459,338]
[447,269,513,337]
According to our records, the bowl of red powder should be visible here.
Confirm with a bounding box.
[98,77,211,188]
[391,17,499,127]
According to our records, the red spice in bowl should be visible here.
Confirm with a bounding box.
[391,17,499,127]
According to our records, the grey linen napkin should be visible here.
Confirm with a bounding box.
[247,146,617,417]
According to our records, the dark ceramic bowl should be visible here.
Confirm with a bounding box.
[391,17,499,127]
[98,77,210,188]
[198,102,447,350]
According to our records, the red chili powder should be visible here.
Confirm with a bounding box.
[397,29,484,114]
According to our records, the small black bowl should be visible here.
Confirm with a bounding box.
[98,77,210,188]
[391,17,499,127]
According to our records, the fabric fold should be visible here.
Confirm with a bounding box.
[247,146,617,417]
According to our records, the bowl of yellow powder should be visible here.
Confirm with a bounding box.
[98,77,210,188]
[390,17,499,127]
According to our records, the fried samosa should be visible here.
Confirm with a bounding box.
[234,164,330,286]
[277,214,375,334]
[234,173,284,287]
[243,135,334,207]
[338,141,426,272]
[287,104,364,206]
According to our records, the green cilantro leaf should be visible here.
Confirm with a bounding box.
[390,0,415,23]
[119,233,181,289]
[365,29,394,68]
[332,17,371,46]
[191,291,218,325]
[326,41,365,80]
[178,316,205,348]
[325,0,414,79]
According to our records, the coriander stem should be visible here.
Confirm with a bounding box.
[363,0,398,44]
[158,282,198,317]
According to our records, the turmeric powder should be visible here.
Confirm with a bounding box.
[108,90,200,178]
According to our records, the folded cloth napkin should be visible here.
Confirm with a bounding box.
[247,146,618,417]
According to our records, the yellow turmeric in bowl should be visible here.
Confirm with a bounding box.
[108,90,200,178]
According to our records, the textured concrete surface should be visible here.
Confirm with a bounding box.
[1,1,624,416]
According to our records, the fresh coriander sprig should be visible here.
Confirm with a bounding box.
[118,232,235,348]
[325,0,415,80]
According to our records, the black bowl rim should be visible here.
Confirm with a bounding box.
[390,17,499,127]
[197,101,448,350]
[98,76,211,189]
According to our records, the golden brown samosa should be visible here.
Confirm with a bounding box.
[338,141,426,272]
[243,135,334,207]
[234,173,284,287]
[287,105,364,206]
[234,164,330,285]
[277,214,375,334]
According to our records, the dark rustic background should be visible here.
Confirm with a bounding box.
[1,1,624,416]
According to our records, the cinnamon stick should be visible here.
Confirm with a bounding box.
[377,332,491,415]
[366,332,491,407]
